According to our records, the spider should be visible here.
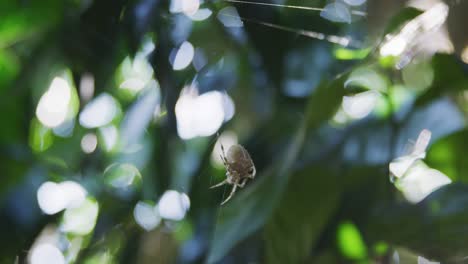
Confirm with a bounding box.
[210,142,256,205]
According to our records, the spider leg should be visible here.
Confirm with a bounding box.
[221,144,230,163]
[238,178,248,188]
[221,184,238,205]
[210,179,228,189]
[219,154,228,167]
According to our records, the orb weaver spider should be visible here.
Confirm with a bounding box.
[210,142,256,205]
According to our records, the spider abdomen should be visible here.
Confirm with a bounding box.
[226,144,255,178]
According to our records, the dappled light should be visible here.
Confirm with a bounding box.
[79,93,119,129]
[134,201,161,231]
[170,41,195,71]
[80,133,98,154]
[103,163,142,191]
[396,162,451,203]
[61,198,99,235]
[29,244,65,264]
[99,125,119,152]
[217,6,244,27]
[36,77,75,128]
[342,90,380,119]
[321,2,352,24]
[3,0,468,263]
[390,129,452,203]
[189,8,212,21]
[118,39,155,94]
[418,256,440,264]
[158,190,190,221]
[379,2,451,68]
[37,181,87,215]
[175,85,235,139]
[79,73,94,102]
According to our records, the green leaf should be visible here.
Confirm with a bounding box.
[306,74,346,129]
[0,49,20,89]
[0,0,62,48]
[416,54,468,106]
[207,73,345,263]
[207,124,306,263]
[264,167,341,263]
[383,7,423,35]
[368,183,468,263]
[337,221,367,260]
[426,130,468,183]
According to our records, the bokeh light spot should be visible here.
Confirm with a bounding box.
[342,91,380,119]
[80,133,98,154]
[30,243,65,264]
[175,86,235,139]
[79,93,119,128]
[37,181,87,215]
[36,77,72,128]
[337,221,367,260]
[217,7,244,27]
[134,201,161,231]
[103,163,142,189]
[158,190,190,221]
[171,41,195,70]
[61,198,99,235]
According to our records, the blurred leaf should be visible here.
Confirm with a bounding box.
[416,54,468,106]
[334,48,371,61]
[0,0,62,48]
[29,118,54,152]
[207,72,346,263]
[119,82,159,148]
[337,221,367,260]
[426,130,468,183]
[368,183,468,263]
[320,2,351,24]
[264,167,341,263]
[306,75,346,129]
[383,7,423,35]
[344,67,388,94]
[0,49,20,89]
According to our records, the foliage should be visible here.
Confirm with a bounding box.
[1,0,467,263]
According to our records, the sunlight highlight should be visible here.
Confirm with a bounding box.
[175,85,235,139]
[379,2,449,63]
[461,46,468,64]
[30,243,65,264]
[79,73,94,102]
[158,190,190,221]
[342,91,380,119]
[171,41,195,70]
[37,181,87,215]
[134,201,161,231]
[389,129,431,178]
[189,8,212,21]
[81,133,98,154]
[36,77,72,128]
[320,2,351,23]
[79,93,119,128]
[418,256,440,264]
[99,125,118,152]
[119,54,154,93]
[389,129,452,203]
[170,0,200,16]
[217,7,244,27]
[61,198,99,235]
[103,163,142,189]
[396,162,451,203]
